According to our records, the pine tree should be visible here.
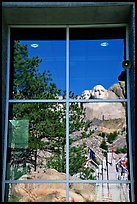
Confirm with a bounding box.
[9,40,88,176]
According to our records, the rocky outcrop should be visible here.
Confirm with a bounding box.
[108,81,125,99]
[83,102,125,121]
[11,168,96,202]
[81,82,125,100]
[80,82,126,121]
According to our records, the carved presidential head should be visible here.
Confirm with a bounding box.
[81,90,91,99]
[91,85,108,99]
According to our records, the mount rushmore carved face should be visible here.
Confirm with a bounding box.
[91,85,108,99]
[82,90,91,99]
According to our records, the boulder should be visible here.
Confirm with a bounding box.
[11,168,96,202]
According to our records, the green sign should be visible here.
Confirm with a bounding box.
[9,120,29,148]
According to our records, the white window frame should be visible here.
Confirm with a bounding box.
[2,24,135,202]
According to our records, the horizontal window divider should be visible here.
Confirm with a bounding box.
[69,99,127,103]
[5,180,67,184]
[9,25,67,28]
[4,179,131,184]
[69,24,128,28]
[9,24,128,29]
[8,99,127,103]
[69,180,131,184]
[8,99,66,103]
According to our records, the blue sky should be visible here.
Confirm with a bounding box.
[21,39,124,96]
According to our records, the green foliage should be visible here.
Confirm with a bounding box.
[47,153,66,172]
[115,148,120,154]
[69,103,86,134]
[80,167,95,180]
[122,127,126,132]
[9,194,21,202]
[11,40,89,175]
[107,131,118,143]
[84,120,91,131]
[101,132,106,138]
[81,131,88,138]
[98,132,106,138]
[13,40,60,99]
[100,139,108,151]
[69,146,86,176]
[99,131,118,143]
[115,145,127,154]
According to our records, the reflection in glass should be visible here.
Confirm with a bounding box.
[7,103,66,180]
[8,183,66,202]
[7,182,130,202]
[95,183,130,202]
[80,82,126,100]
[10,37,66,100]
[69,183,130,202]
[69,183,96,202]
[69,102,129,181]
[69,28,125,99]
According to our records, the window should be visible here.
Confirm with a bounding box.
[2,25,134,202]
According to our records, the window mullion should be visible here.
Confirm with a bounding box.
[126,26,135,202]
[66,26,70,202]
[2,26,11,202]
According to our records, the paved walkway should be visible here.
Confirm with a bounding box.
[95,152,130,202]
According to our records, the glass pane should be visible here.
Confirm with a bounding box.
[69,28,126,99]
[68,183,130,202]
[6,182,130,202]
[7,103,66,180]
[7,183,66,202]
[69,102,129,181]
[69,183,96,202]
[95,183,130,202]
[10,28,66,99]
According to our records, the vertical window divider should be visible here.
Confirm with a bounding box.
[2,25,11,202]
[126,25,135,202]
[66,26,70,202]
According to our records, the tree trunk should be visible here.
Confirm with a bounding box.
[34,149,37,171]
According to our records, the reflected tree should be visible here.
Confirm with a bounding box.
[11,40,89,175]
